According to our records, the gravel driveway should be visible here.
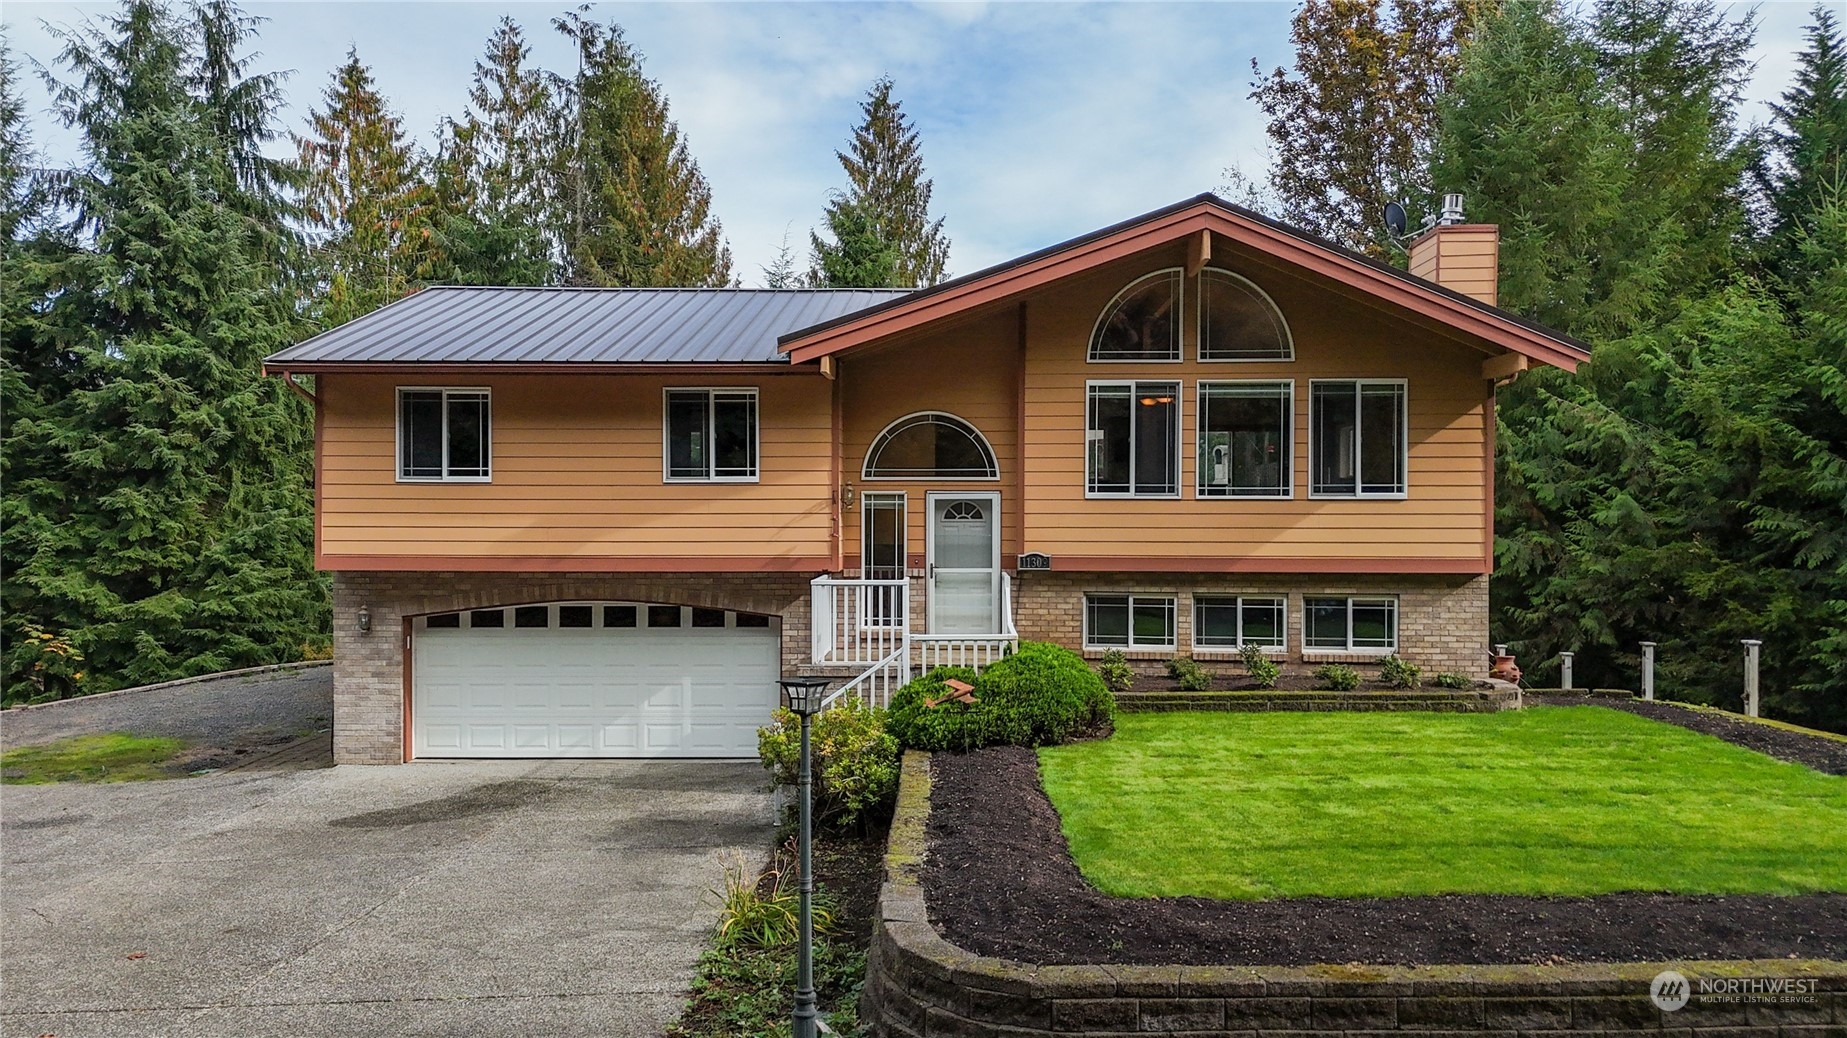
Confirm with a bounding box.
[0,665,333,756]
[2,758,773,1037]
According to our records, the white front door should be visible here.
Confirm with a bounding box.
[926,492,1000,634]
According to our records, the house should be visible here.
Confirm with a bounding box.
[263,194,1587,764]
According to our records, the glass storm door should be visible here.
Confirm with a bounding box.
[926,493,999,634]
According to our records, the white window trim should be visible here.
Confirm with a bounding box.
[1085,380,1183,500]
[1301,595,1399,653]
[1306,378,1409,500]
[1196,267,1295,363]
[861,411,1000,481]
[396,386,492,483]
[1082,593,1178,651]
[1087,267,1186,363]
[1195,379,1295,500]
[662,387,760,484]
[1191,594,1288,655]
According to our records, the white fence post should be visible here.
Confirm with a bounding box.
[1741,639,1761,718]
[1640,642,1655,701]
[1559,651,1574,690]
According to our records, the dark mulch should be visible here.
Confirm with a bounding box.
[814,825,888,951]
[923,746,1847,966]
[1126,673,1493,694]
[1529,693,1847,775]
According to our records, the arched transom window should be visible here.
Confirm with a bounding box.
[862,412,999,480]
[1088,268,1182,361]
[1198,268,1292,361]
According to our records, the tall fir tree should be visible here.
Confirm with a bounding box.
[428,16,553,286]
[1755,6,1847,295]
[296,48,433,323]
[1249,0,1488,252]
[550,11,731,287]
[3,0,321,701]
[810,77,949,288]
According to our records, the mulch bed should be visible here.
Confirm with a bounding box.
[923,745,1847,966]
[1125,673,1494,694]
[1528,692,1847,775]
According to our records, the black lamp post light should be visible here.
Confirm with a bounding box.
[778,676,832,1038]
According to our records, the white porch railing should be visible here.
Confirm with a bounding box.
[810,573,1019,710]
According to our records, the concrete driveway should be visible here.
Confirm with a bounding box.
[2,758,774,1037]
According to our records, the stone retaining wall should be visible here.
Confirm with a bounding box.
[1117,688,1518,713]
[862,752,1847,1037]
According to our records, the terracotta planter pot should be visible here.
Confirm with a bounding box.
[1489,654,1522,683]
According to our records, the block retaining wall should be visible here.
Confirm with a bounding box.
[862,752,1847,1037]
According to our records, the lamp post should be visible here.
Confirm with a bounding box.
[779,676,831,1038]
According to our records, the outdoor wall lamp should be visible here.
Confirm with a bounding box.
[357,606,371,633]
[841,482,856,509]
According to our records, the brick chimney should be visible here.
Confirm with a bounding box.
[1408,193,1499,306]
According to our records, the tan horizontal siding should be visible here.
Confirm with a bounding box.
[317,373,833,561]
[1016,247,1489,563]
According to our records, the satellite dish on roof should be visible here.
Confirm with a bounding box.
[1383,201,1409,237]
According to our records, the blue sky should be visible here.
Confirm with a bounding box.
[3,1,1819,285]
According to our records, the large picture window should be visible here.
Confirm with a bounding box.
[665,388,758,482]
[398,388,490,481]
[1198,269,1293,361]
[1087,381,1180,497]
[1193,595,1286,651]
[1084,594,1176,650]
[1197,381,1292,497]
[1310,380,1406,497]
[1304,596,1398,652]
[1089,269,1182,361]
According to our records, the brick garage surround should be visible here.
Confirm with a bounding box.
[1013,571,1490,676]
[330,570,816,765]
[863,753,1847,1038]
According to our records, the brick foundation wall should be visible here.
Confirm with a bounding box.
[330,570,816,765]
[863,753,1847,1038]
[1013,571,1489,676]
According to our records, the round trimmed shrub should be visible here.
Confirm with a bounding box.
[886,642,1114,751]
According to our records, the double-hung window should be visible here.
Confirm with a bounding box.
[1303,596,1398,653]
[1084,594,1176,650]
[1310,380,1406,497]
[665,388,758,482]
[398,388,490,481]
[1197,381,1292,497]
[1193,595,1286,651]
[1086,381,1180,497]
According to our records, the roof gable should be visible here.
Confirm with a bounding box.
[776,194,1589,372]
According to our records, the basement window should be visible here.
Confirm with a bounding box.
[1304,596,1398,653]
[1193,595,1286,651]
[1084,594,1176,650]
[398,388,491,482]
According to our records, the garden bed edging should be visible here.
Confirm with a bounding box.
[862,750,1847,1037]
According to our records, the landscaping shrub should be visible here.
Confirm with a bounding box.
[1433,671,1473,689]
[1315,663,1361,691]
[1378,654,1421,690]
[757,698,899,830]
[1165,655,1212,691]
[1239,644,1280,690]
[885,666,985,752]
[1095,649,1134,694]
[712,849,835,950]
[887,642,1114,751]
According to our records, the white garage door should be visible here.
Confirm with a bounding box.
[411,602,779,759]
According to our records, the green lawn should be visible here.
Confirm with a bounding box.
[1036,707,1847,900]
[1,733,187,784]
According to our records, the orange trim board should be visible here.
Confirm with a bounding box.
[781,199,1587,372]
[317,554,835,573]
[1032,556,1490,575]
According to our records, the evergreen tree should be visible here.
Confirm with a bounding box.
[550,11,731,287]
[1755,6,1847,294]
[760,226,800,288]
[3,0,321,701]
[296,48,433,323]
[1250,0,1487,252]
[428,17,552,286]
[810,77,949,287]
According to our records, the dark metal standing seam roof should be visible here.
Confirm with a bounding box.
[263,286,917,366]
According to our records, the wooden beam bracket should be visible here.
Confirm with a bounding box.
[1185,229,1212,276]
[1482,352,1529,383]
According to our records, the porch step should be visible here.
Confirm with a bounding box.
[1117,688,1519,714]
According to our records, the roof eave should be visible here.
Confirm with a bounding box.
[261,360,816,377]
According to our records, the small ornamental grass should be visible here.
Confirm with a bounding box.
[712,849,835,950]
[888,641,1114,751]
